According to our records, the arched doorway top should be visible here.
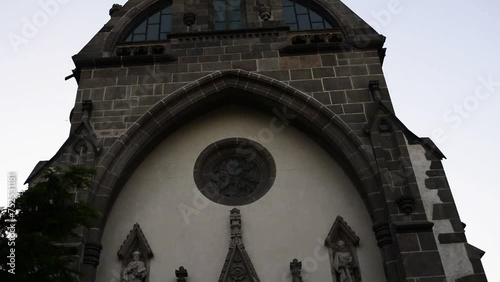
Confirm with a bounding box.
[91,69,384,233]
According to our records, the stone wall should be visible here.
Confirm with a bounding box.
[408,144,487,282]
[73,38,389,144]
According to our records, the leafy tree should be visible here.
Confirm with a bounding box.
[0,166,98,282]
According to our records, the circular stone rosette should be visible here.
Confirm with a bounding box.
[193,138,276,206]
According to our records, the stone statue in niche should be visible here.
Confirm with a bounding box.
[209,158,260,198]
[332,241,360,282]
[122,251,147,282]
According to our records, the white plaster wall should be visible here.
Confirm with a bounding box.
[96,105,386,282]
[407,144,473,282]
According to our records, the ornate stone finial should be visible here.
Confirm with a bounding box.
[109,4,123,17]
[258,4,272,21]
[176,266,188,282]
[230,208,242,239]
[290,259,303,282]
[183,12,196,26]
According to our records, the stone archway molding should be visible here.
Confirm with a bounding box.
[83,69,396,281]
[90,69,386,230]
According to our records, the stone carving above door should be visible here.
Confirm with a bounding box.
[194,138,276,206]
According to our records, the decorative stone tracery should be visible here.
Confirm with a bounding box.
[194,138,276,206]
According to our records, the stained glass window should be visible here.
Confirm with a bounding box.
[283,0,333,31]
[124,5,172,42]
[214,0,243,30]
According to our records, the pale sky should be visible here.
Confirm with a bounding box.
[0,0,498,279]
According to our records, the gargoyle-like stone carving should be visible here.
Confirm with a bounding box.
[325,216,361,282]
[118,224,153,282]
[290,259,303,282]
[109,4,123,17]
[218,209,260,282]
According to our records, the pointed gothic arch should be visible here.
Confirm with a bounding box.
[88,69,388,234]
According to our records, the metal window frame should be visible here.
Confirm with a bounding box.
[283,0,331,31]
[125,5,172,43]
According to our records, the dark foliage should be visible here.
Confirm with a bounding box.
[0,166,98,282]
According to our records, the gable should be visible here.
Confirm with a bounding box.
[74,0,383,60]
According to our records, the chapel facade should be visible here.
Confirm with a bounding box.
[26,0,487,281]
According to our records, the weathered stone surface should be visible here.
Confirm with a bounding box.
[397,233,420,252]
[232,60,258,71]
[312,67,335,78]
[289,80,323,93]
[104,86,127,100]
[401,252,445,277]
[335,65,368,77]
[323,77,352,91]
[257,58,280,71]
[321,54,338,66]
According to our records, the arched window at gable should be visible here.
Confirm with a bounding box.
[124,5,172,42]
[283,0,336,31]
